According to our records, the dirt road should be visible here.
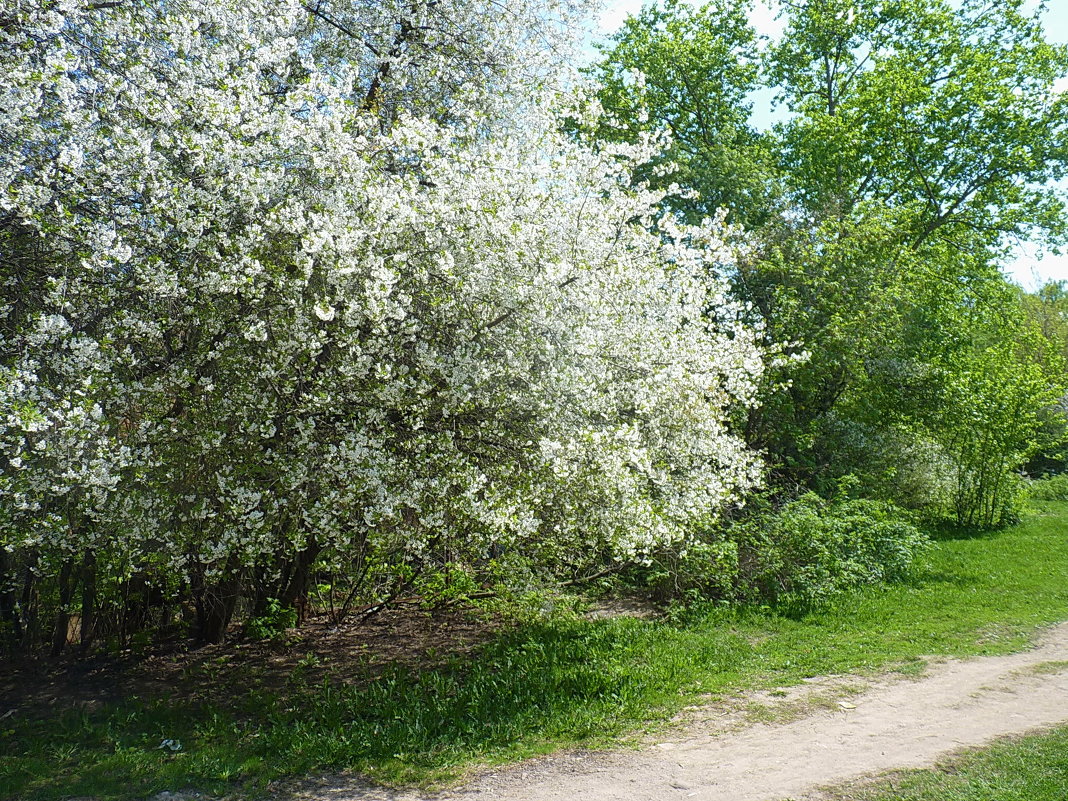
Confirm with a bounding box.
[285,621,1068,801]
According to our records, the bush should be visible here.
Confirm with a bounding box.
[1026,473,1068,501]
[640,537,741,604]
[732,494,929,608]
[647,491,929,610]
[245,598,298,641]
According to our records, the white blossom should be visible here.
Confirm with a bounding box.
[0,0,773,589]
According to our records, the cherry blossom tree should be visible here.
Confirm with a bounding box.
[0,0,770,645]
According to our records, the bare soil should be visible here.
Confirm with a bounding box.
[0,606,502,716]
[280,621,1068,801]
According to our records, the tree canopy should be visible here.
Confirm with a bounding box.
[588,0,1068,520]
[0,0,773,645]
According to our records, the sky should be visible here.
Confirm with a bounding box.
[589,0,1068,291]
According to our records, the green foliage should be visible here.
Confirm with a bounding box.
[929,294,1068,527]
[642,489,929,608]
[413,563,481,609]
[761,0,1068,504]
[770,0,1068,244]
[244,598,297,642]
[1026,473,1068,501]
[582,0,774,227]
[639,535,740,604]
[729,492,929,608]
[1019,281,1068,475]
[735,204,933,484]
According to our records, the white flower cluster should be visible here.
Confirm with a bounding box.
[0,0,769,585]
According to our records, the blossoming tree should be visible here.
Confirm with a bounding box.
[0,0,770,645]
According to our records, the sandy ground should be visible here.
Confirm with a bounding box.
[284,621,1068,801]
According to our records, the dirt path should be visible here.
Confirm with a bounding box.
[287,621,1068,801]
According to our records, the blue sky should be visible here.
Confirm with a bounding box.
[590,0,1068,290]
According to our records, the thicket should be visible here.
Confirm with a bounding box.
[1,0,769,653]
[1026,473,1068,501]
[642,491,929,609]
[2,0,1067,656]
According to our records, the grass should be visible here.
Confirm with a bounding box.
[818,725,1068,800]
[1023,659,1068,676]
[3,501,1068,801]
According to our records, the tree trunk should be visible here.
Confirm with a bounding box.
[79,550,97,650]
[0,549,22,649]
[18,555,37,647]
[50,559,76,657]
[193,559,244,644]
[279,536,321,625]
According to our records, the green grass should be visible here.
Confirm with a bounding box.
[3,502,1068,801]
[818,726,1068,800]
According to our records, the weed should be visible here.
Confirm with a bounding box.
[1018,660,1068,677]
[245,599,297,642]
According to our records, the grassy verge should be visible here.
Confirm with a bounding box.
[3,502,1068,800]
[818,725,1068,800]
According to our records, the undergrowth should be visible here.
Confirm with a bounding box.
[3,502,1068,801]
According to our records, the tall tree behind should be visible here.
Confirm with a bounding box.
[588,0,1068,506]
[585,0,776,227]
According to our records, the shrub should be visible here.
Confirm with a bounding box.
[1026,473,1068,501]
[731,494,930,608]
[641,491,929,611]
[245,598,298,642]
[640,537,741,604]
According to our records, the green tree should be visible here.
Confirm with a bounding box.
[769,0,1068,249]
[935,332,1065,527]
[590,0,1068,511]
[585,0,775,226]
[1016,282,1068,476]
